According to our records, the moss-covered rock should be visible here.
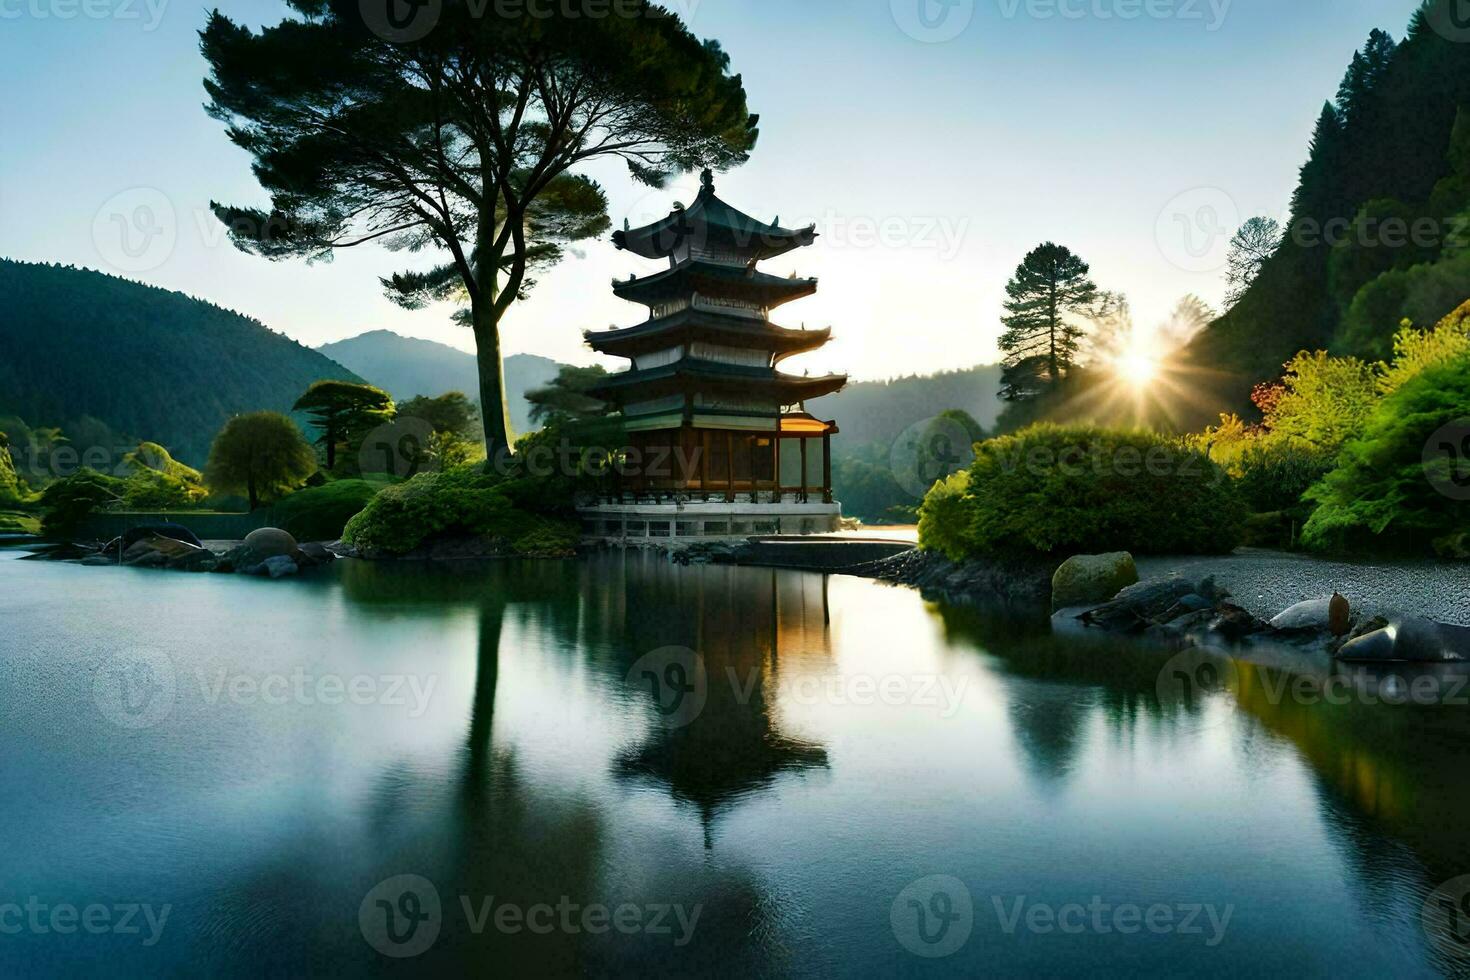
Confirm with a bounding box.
[1051,552,1139,611]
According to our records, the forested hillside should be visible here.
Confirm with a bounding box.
[0,260,361,463]
[1188,0,1470,414]
[809,364,1003,451]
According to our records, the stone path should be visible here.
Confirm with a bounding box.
[1136,549,1470,626]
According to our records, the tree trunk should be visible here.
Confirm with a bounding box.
[247,469,258,512]
[471,299,515,467]
[325,424,337,471]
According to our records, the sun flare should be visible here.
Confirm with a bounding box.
[1115,350,1160,388]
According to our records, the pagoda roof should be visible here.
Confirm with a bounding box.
[586,358,847,404]
[613,170,816,262]
[613,259,817,310]
[584,308,831,358]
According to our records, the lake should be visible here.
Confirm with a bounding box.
[3,547,1469,977]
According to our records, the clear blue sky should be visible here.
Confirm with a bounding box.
[0,0,1417,379]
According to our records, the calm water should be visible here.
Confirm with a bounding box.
[3,547,1470,977]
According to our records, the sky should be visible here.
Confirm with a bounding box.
[0,0,1420,381]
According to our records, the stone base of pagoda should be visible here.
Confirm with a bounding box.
[577,497,843,539]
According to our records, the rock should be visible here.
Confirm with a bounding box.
[261,555,299,578]
[1081,577,1195,632]
[125,549,169,568]
[1336,617,1465,663]
[1051,552,1139,611]
[1159,593,1216,623]
[1210,603,1267,642]
[1329,593,1351,636]
[296,542,334,567]
[79,554,117,566]
[242,527,298,560]
[1271,598,1336,631]
[1336,627,1399,663]
[122,523,202,549]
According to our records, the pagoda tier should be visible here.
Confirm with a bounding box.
[586,359,846,433]
[613,172,816,265]
[611,259,816,312]
[584,307,831,362]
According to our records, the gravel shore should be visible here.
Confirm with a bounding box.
[1136,549,1470,626]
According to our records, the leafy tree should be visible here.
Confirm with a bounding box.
[526,365,611,428]
[398,391,480,440]
[1380,298,1470,392]
[201,0,758,462]
[1303,352,1470,553]
[205,412,318,510]
[1261,351,1378,451]
[1225,218,1282,308]
[292,380,395,470]
[998,243,1103,399]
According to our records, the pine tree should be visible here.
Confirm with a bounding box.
[997,243,1101,399]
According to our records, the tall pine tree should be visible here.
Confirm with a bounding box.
[997,243,1101,400]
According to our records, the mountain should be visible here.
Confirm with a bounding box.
[316,330,564,437]
[1186,1,1470,421]
[0,259,362,465]
[809,364,1004,453]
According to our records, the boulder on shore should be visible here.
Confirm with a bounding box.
[1336,616,1468,663]
[1051,552,1139,612]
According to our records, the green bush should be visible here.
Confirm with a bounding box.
[342,465,578,557]
[1302,353,1470,553]
[1232,441,1334,517]
[39,469,126,536]
[269,479,379,541]
[917,470,974,561]
[920,425,1245,559]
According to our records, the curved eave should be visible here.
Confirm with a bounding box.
[614,189,817,262]
[587,360,847,403]
[584,312,831,358]
[612,262,817,310]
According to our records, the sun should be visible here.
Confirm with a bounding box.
[1115,350,1160,388]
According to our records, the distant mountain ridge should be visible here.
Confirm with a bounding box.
[810,364,1003,452]
[0,259,361,465]
[316,330,562,437]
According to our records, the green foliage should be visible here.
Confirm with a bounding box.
[292,380,395,471]
[398,391,480,440]
[1341,251,1470,358]
[1264,351,1379,451]
[1232,441,1335,517]
[1302,353,1470,552]
[916,470,974,561]
[119,441,208,509]
[269,480,378,542]
[526,366,611,428]
[39,469,126,535]
[342,465,577,557]
[920,425,1244,559]
[205,412,318,510]
[0,259,364,464]
[0,432,22,505]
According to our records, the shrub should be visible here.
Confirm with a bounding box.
[342,465,578,557]
[39,468,126,535]
[920,425,1244,559]
[917,470,975,561]
[205,411,318,510]
[1232,441,1334,516]
[1302,353,1470,554]
[269,479,379,541]
[119,441,208,509]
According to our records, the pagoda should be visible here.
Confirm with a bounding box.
[580,169,847,538]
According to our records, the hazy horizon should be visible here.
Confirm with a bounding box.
[0,0,1411,381]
